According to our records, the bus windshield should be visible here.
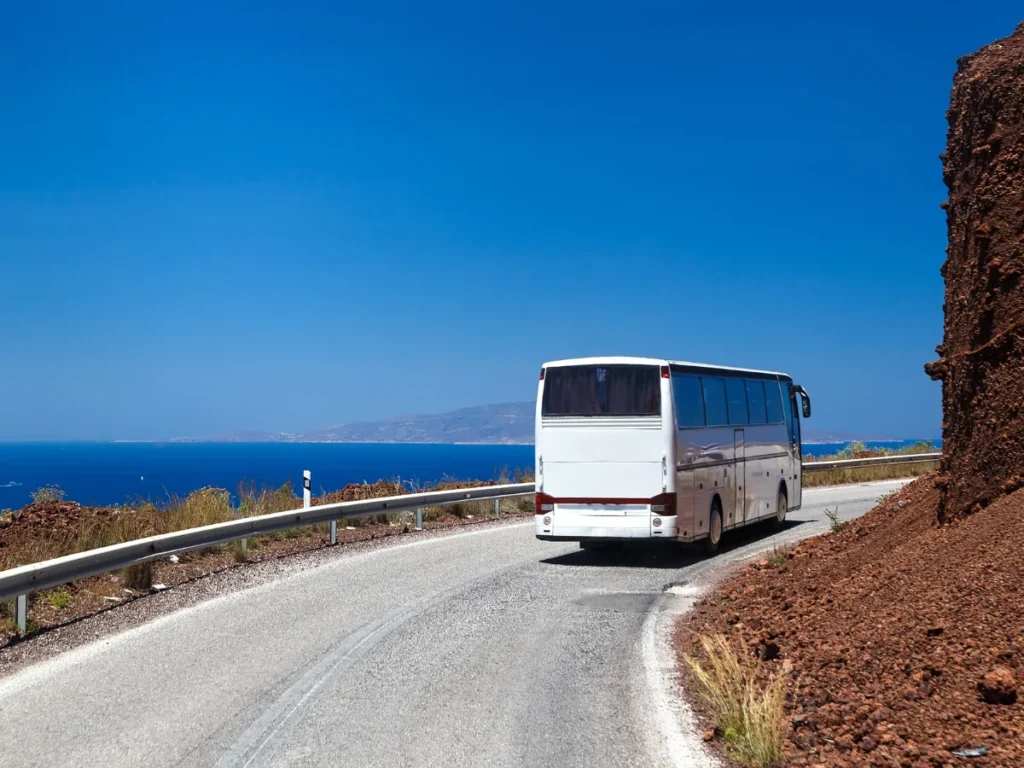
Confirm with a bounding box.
[541,365,661,417]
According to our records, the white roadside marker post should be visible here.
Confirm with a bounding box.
[307,470,334,545]
[15,593,27,633]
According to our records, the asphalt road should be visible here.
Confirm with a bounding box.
[0,480,906,768]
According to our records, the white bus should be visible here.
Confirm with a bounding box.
[534,357,811,553]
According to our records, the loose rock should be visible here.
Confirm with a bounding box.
[979,667,1017,705]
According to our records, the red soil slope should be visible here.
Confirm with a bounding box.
[677,477,1024,766]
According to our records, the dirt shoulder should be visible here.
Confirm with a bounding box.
[675,475,1024,766]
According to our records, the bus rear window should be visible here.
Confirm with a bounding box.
[541,365,661,417]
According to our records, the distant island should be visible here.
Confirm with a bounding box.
[157,402,918,446]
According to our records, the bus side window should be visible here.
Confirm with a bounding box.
[701,377,728,426]
[765,379,785,424]
[725,378,748,426]
[672,374,705,428]
[745,380,767,424]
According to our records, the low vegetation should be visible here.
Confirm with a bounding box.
[0,468,535,575]
[30,485,65,504]
[802,440,939,487]
[823,506,844,533]
[684,633,787,767]
[39,588,72,610]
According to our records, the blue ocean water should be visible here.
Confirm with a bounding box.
[0,440,939,509]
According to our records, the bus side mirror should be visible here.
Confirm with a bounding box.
[792,384,811,418]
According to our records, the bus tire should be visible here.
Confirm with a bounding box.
[703,502,723,555]
[773,487,788,529]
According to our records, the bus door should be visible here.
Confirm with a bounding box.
[734,428,745,524]
[787,388,803,509]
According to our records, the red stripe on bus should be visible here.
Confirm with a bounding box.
[545,497,656,505]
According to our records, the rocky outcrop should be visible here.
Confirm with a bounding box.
[929,22,1024,523]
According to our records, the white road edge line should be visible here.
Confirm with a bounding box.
[640,586,718,768]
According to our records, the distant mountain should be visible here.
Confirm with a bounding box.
[166,404,917,446]
[171,402,536,445]
[300,402,535,444]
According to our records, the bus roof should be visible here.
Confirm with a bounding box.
[541,356,790,379]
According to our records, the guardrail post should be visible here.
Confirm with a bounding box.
[494,498,500,519]
[240,538,248,561]
[306,469,336,546]
[415,508,423,531]
[15,594,27,633]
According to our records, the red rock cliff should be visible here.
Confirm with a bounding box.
[928,22,1024,522]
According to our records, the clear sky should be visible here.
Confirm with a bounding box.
[1,2,1020,441]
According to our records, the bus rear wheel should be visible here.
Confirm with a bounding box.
[703,503,723,555]
[773,489,788,529]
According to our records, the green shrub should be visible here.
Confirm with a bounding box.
[824,506,844,533]
[40,588,72,610]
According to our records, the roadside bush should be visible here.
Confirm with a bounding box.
[31,485,65,504]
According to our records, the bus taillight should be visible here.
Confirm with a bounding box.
[536,493,555,514]
[650,493,677,516]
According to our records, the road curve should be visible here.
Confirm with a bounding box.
[0,481,905,768]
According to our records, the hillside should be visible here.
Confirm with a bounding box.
[299,402,534,444]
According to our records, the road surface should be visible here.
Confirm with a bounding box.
[0,481,905,768]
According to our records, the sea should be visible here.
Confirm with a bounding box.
[0,440,940,510]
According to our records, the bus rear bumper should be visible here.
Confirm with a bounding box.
[534,518,678,541]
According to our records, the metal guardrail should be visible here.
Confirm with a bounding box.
[0,479,535,630]
[802,452,941,472]
[0,452,941,632]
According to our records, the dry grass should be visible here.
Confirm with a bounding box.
[802,441,939,488]
[0,484,299,573]
[0,470,537,576]
[684,633,786,768]
[123,562,155,591]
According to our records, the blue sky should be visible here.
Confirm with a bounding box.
[1,1,1019,441]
